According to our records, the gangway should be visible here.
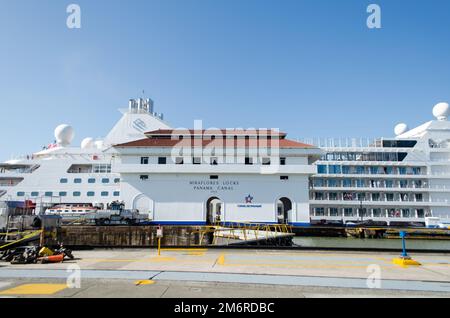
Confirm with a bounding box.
[198,223,294,246]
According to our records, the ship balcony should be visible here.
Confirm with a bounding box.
[309,199,450,207]
[310,186,437,192]
[114,163,316,175]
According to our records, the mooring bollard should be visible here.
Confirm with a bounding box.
[392,230,421,267]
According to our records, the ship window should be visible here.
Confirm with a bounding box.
[74,178,82,184]
[87,191,95,197]
[59,192,67,197]
[114,178,120,183]
[73,192,81,197]
[210,175,219,180]
[329,165,341,174]
[141,157,149,165]
[140,175,149,181]
[210,157,218,165]
[158,157,167,165]
[193,157,201,165]
[102,178,110,184]
[88,178,96,184]
[17,192,25,197]
[175,157,184,165]
[280,176,289,181]
[245,157,253,165]
[31,192,39,197]
[101,191,109,197]
[317,165,327,174]
[262,158,271,165]
[280,157,286,166]
[60,178,68,184]
[45,192,53,197]
[113,191,120,197]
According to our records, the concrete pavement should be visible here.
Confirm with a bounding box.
[0,248,449,297]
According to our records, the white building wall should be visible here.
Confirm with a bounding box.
[120,173,311,225]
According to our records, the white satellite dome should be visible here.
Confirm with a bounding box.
[81,137,95,149]
[394,123,408,136]
[433,102,450,121]
[95,140,104,149]
[54,124,74,147]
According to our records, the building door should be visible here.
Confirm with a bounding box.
[133,194,153,216]
[206,197,222,225]
[277,197,292,224]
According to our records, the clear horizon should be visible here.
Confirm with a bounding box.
[0,0,449,160]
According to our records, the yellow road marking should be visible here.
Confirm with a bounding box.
[217,253,226,265]
[161,248,208,252]
[135,280,155,286]
[0,284,67,295]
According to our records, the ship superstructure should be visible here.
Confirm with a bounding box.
[306,102,450,226]
[0,98,171,213]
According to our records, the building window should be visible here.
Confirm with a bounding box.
[73,192,81,197]
[74,178,82,184]
[31,192,39,197]
[280,157,286,166]
[88,178,96,184]
[60,178,68,184]
[59,192,67,197]
[113,191,120,197]
[140,175,149,181]
[193,157,201,165]
[280,176,289,181]
[87,192,95,197]
[245,157,253,165]
[141,157,149,165]
[101,191,109,197]
[210,175,219,180]
[102,178,110,184]
[158,157,167,165]
[175,157,184,165]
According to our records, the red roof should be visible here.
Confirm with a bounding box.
[115,136,315,149]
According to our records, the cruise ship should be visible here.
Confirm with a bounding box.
[1,98,449,227]
[0,98,322,226]
[0,98,171,214]
[306,102,450,227]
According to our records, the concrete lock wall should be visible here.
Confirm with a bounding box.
[120,173,311,226]
[56,226,205,247]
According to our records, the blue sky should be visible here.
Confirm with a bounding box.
[0,0,449,160]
